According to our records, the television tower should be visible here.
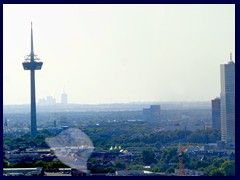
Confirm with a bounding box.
[22,22,43,138]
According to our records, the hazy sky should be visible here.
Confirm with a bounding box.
[3,4,235,105]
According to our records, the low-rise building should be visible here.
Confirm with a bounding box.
[115,170,165,176]
[174,169,204,176]
[3,167,44,176]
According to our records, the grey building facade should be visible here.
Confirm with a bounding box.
[211,97,221,130]
[142,105,161,121]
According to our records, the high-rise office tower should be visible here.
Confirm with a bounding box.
[220,53,235,148]
[211,97,221,130]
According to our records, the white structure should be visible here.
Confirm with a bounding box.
[38,96,56,106]
[61,90,68,105]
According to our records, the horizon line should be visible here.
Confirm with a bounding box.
[3,100,211,106]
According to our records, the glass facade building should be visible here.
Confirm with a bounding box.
[220,60,235,148]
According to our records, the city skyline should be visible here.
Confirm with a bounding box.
[3,4,235,105]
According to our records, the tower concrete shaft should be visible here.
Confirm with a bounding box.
[30,69,37,138]
[22,23,43,138]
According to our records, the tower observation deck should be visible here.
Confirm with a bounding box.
[22,22,43,138]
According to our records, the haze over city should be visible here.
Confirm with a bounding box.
[3,4,234,105]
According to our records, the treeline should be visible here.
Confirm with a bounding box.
[131,128,221,145]
[90,128,221,149]
[4,125,220,151]
[3,130,54,149]
[4,160,69,169]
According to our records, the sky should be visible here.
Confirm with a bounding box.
[3,4,235,105]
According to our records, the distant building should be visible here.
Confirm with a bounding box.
[47,96,56,105]
[61,92,68,104]
[142,105,161,121]
[71,169,89,176]
[220,55,235,148]
[54,120,57,128]
[38,96,56,106]
[115,170,162,176]
[62,126,69,130]
[174,169,204,176]
[216,141,225,150]
[3,167,44,176]
[211,97,221,130]
[150,105,161,121]
[4,118,8,128]
[38,98,45,105]
[142,108,151,121]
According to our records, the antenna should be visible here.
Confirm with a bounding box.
[31,22,34,57]
[230,52,232,61]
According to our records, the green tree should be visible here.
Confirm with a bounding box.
[129,165,143,170]
[9,162,34,168]
[196,161,209,169]
[209,168,224,176]
[34,160,48,168]
[151,166,161,172]
[115,161,126,170]
[105,167,118,173]
[49,161,69,168]
[29,141,37,147]
[166,167,175,174]
[161,148,177,164]
[142,149,157,165]
[213,158,225,168]
[221,161,235,176]
[204,165,217,175]
[3,160,8,168]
